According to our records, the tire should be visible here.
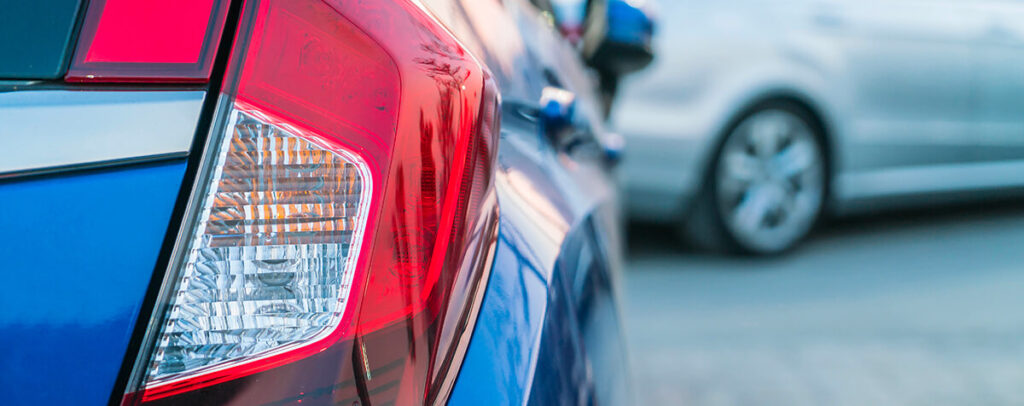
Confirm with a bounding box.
[681,100,827,255]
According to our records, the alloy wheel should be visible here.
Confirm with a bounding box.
[714,108,825,253]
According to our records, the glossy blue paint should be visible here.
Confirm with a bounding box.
[449,219,553,406]
[452,210,628,405]
[0,162,186,406]
[451,83,628,404]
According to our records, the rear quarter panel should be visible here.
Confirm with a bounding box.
[0,162,187,405]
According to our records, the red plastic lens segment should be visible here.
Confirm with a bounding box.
[66,0,230,82]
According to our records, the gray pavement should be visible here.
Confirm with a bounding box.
[623,203,1024,405]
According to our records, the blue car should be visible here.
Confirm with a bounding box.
[0,0,646,405]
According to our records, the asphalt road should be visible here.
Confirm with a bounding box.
[623,202,1024,406]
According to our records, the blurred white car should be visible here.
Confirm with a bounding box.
[614,0,1024,254]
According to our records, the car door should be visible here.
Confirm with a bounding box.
[972,0,1024,181]
[508,3,632,405]
[421,0,630,404]
[815,0,984,193]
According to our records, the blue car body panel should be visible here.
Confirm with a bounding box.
[448,218,556,406]
[0,162,186,405]
[451,158,627,406]
[450,1,630,403]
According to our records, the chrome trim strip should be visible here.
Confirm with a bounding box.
[0,90,204,176]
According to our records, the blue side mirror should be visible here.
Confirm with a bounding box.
[586,0,656,76]
[606,0,655,48]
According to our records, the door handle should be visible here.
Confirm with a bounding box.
[539,86,586,151]
[537,87,622,166]
[539,86,577,133]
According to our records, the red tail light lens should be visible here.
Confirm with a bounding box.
[66,0,230,82]
[124,0,501,404]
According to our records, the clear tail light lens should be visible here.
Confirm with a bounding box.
[146,108,371,383]
[124,0,501,404]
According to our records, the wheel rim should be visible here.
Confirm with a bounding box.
[715,109,825,253]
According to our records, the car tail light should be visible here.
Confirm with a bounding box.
[66,0,230,82]
[143,107,373,384]
[122,0,501,404]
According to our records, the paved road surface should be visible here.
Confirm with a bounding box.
[623,203,1024,405]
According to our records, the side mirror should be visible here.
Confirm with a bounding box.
[582,0,656,77]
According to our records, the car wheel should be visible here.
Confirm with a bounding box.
[683,101,827,255]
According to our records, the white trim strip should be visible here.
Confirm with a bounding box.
[0,90,204,175]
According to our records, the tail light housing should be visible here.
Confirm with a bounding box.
[122,0,501,404]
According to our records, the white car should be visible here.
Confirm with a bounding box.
[615,0,1024,254]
